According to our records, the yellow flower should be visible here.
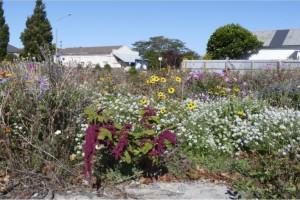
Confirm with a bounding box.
[160,77,167,83]
[157,92,166,99]
[187,101,197,110]
[175,76,181,83]
[233,87,240,93]
[146,80,150,84]
[150,75,160,82]
[139,98,149,105]
[149,79,156,84]
[168,87,175,94]
[99,77,105,81]
[236,111,246,118]
[160,107,166,114]
[69,154,76,161]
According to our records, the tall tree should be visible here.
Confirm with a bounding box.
[20,0,53,60]
[207,24,262,59]
[133,36,199,69]
[0,0,9,62]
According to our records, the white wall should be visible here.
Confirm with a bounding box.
[60,54,122,68]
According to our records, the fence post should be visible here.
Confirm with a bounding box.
[251,61,254,78]
[277,60,281,79]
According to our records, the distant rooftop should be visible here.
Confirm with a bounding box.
[7,44,20,53]
[253,29,300,49]
[60,45,122,55]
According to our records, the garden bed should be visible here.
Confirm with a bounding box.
[0,62,300,198]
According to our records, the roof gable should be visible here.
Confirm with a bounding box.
[7,44,20,53]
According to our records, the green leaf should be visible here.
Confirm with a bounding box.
[98,128,112,141]
[141,142,153,154]
[130,131,144,139]
[84,106,98,123]
[164,140,173,150]
[139,110,146,116]
[115,123,122,130]
[122,151,132,164]
[144,129,155,136]
[149,116,160,124]
[133,148,141,156]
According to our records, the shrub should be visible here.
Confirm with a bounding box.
[104,64,112,72]
[258,80,300,109]
[128,66,138,76]
[83,104,176,181]
[207,24,263,59]
[95,63,101,71]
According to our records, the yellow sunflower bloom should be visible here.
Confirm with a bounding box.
[233,87,240,94]
[168,87,175,94]
[139,98,149,105]
[187,101,197,110]
[236,111,246,118]
[160,107,166,114]
[150,75,160,83]
[157,92,166,99]
[160,77,167,83]
[175,76,181,83]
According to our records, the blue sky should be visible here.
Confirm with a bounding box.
[4,0,300,54]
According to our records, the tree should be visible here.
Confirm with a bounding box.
[206,24,263,59]
[133,36,198,69]
[0,0,9,62]
[20,0,53,60]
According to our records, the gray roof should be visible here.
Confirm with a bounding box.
[253,29,300,49]
[60,45,122,55]
[7,44,20,53]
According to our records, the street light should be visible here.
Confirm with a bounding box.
[158,56,162,70]
[55,13,72,61]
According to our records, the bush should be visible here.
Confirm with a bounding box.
[128,66,138,75]
[258,80,300,109]
[207,24,263,59]
[104,64,112,72]
[83,104,177,182]
[95,63,101,71]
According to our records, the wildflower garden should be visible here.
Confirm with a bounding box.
[0,61,300,198]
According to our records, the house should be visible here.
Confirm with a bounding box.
[7,44,20,55]
[249,29,300,60]
[58,45,141,68]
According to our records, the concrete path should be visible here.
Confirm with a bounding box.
[52,181,239,199]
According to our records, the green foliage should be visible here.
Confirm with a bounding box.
[20,0,53,61]
[83,104,176,179]
[0,0,9,62]
[4,53,17,62]
[259,80,300,109]
[202,53,213,60]
[143,50,160,69]
[104,63,112,72]
[133,36,198,69]
[207,24,263,59]
[128,66,138,75]
[232,152,300,199]
[95,63,101,71]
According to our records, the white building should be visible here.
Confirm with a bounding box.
[58,45,141,68]
[249,29,300,60]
